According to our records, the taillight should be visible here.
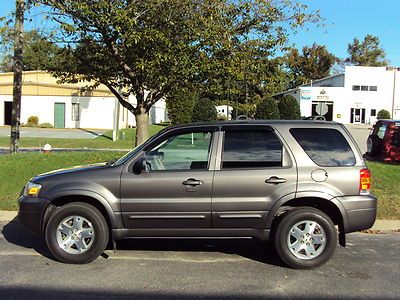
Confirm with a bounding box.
[360,168,371,195]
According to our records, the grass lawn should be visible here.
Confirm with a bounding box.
[0,125,165,150]
[367,161,400,219]
[0,151,399,220]
[0,151,127,210]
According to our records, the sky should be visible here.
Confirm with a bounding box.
[289,0,400,66]
[1,0,399,66]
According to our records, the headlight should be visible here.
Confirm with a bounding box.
[23,182,42,197]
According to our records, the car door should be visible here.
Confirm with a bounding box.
[120,127,217,229]
[212,125,297,228]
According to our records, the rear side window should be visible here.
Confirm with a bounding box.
[290,128,356,166]
[222,130,282,169]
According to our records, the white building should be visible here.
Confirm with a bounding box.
[275,66,400,124]
[0,71,167,129]
[216,105,233,120]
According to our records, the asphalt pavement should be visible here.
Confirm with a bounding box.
[0,221,399,299]
[0,126,107,139]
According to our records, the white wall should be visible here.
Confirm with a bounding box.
[307,74,345,87]
[279,66,400,124]
[126,95,167,127]
[1,94,168,129]
[0,95,117,129]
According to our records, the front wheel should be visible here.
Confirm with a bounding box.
[273,207,337,269]
[45,202,109,264]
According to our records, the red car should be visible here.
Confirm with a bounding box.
[366,120,400,162]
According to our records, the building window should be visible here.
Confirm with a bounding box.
[371,109,376,117]
[72,103,79,121]
[369,86,377,91]
[352,85,360,91]
[361,85,368,91]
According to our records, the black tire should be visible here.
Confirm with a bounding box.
[45,202,109,264]
[273,207,337,269]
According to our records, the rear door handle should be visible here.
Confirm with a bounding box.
[182,178,203,186]
[265,176,287,184]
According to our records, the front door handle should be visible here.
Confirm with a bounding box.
[265,176,287,184]
[182,178,203,186]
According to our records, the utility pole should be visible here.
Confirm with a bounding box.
[10,0,24,153]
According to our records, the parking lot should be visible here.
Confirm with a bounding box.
[0,221,399,299]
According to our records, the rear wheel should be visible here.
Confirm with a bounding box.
[45,202,109,264]
[273,207,337,269]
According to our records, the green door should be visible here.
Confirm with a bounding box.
[54,103,65,128]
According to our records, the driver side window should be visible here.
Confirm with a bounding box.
[145,130,213,171]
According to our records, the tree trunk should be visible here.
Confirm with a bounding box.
[10,0,24,154]
[134,107,149,146]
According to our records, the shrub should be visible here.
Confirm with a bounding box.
[166,88,196,125]
[27,116,39,126]
[191,98,217,122]
[37,123,54,128]
[278,95,301,120]
[255,97,280,119]
[377,109,391,120]
[217,114,228,121]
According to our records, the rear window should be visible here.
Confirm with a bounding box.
[290,128,356,167]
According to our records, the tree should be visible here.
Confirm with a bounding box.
[285,43,337,88]
[166,87,197,125]
[0,29,60,72]
[377,109,390,120]
[191,98,217,122]
[33,0,321,145]
[346,35,388,67]
[255,97,280,119]
[10,0,24,154]
[278,95,301,120]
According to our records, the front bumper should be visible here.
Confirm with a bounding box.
[336,195,377,233]
[18,196,50,235]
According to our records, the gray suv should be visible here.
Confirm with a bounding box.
[18,121,377,268]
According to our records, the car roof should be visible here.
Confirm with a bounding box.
[166,119,339,131]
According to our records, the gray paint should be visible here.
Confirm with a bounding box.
[18,120,377,243]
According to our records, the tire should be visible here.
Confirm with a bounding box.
[273,207,337,269]
[45,202,109,264]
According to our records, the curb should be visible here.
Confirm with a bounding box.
[1,210,399,231]
[0,211,17,222]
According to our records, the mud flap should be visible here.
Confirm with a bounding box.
[339,225,346,247]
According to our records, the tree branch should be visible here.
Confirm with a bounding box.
[104,83,136,114]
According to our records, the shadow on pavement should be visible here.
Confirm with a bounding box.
[115,238,285,267]
[78,128,111,140]
[2,219,284,267]
[0,286,365,300]
[1,219,53,259]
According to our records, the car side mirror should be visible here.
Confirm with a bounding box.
[132,157,146,175]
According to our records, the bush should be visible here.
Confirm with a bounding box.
[377,109,391,120]
[217,114,228,121]
[27,116,39,126]
[191,98,217,122]
[278,95,301,120]
[37,123,54,128]
[255,97,280,119]
[166,88,196,125]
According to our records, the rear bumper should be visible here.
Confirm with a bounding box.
[336,195,377,233]
[17,196,50,236]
